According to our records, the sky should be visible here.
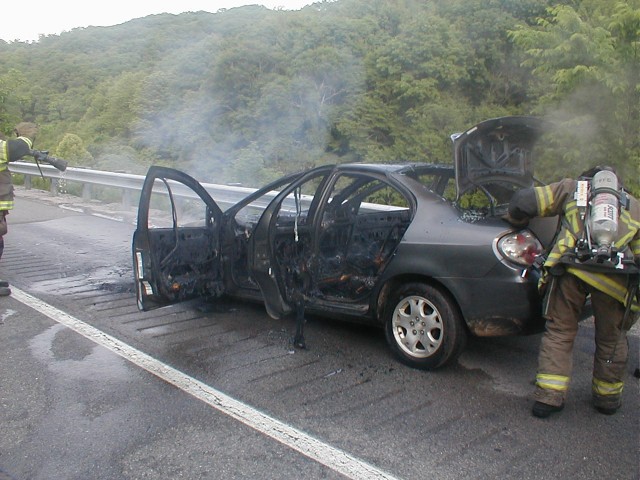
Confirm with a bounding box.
[2,1,315,43]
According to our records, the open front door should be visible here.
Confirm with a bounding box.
[133,166,224,311]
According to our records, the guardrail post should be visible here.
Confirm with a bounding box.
[122,189,132,209]
[50,178,59,196]
[82,184,92,201]
[24,175,32,190]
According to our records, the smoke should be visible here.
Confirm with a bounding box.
[133,21,366,188]
[534,82,624,182]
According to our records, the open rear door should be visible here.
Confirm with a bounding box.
[133,166,224,311]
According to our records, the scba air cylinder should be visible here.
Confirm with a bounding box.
[589,170,619,249]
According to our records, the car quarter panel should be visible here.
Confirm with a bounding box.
[380,198,544,335]
[396,199,505,278]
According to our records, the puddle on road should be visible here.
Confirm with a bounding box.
[28,264,135,296]
[0,308,16,324]
[29,323,132,382]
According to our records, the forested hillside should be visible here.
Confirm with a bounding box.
[0,0,638,193]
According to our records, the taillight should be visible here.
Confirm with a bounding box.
[497,230,543,266]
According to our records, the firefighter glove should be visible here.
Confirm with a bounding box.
[14,122,38,142]
[501,212,529,227]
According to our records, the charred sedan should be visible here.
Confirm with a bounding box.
[133,116,557,369]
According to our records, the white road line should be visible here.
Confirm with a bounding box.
[11,287,401,480]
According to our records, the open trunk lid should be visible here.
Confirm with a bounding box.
[453,116,549,198]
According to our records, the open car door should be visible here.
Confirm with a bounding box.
[248,166,332,320]
[133,166,224,311]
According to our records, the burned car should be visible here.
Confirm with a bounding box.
[133,116,557,369]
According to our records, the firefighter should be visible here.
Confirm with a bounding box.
[0,122,38,296]
[505,166,640,418]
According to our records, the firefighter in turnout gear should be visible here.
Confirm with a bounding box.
[505,166,640,418]
[0,122,38,296]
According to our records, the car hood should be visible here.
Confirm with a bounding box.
[452,116,549,197]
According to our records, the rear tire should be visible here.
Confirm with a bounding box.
[384,282,467,370]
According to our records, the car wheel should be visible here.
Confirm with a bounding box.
[384,282,467,370]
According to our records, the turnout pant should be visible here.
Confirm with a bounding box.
[535,272,628,409]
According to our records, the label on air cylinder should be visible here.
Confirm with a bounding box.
[575,181,589,207]
[592,195,618,222]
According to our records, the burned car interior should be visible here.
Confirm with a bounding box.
[137,168,415,311]
[273,173,413,306]
[249,170,415,347]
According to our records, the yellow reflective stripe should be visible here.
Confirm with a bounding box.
[545,230,576,267]
[570,269,626,297]
[535,186,553,214]
[0,137,32,168]
[592,378,624,396]
[565,202,581,234]
[536,373,570,391]
[0,201,13,210]
[615,230,634,248]
[567,267,639,311]
[620,209,640,230]
[617,211,640,251]
[617,212,635,243]
[16,136,33,149]
[547,252,562,263]
[557,233,576,250]
[0,141,8,166]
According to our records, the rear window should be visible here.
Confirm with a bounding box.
[455,181,522,216]
[402,167,517,217]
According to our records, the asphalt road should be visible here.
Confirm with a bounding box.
[0,187,638,480]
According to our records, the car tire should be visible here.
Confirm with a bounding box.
[384,282,467,370]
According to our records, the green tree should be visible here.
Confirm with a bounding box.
[0,68,29,132]
[56,133,93,166]
[337,7,473,163]
[3,1,633,190]
[510,1,640,192]
[80,72,146,140]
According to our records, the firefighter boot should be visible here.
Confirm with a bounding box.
[593,396,621,415]
[592,379,623,415]
[532,401,564,418]
[595,405,619,415]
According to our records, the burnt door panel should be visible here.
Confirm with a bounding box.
[133,166,224,311]
[249,167,332,319]
[222,171,309,296]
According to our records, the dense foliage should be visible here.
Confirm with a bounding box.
[0,0,638,193]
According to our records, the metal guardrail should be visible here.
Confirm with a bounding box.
[9,161,396,215]
[9,161,261,210]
